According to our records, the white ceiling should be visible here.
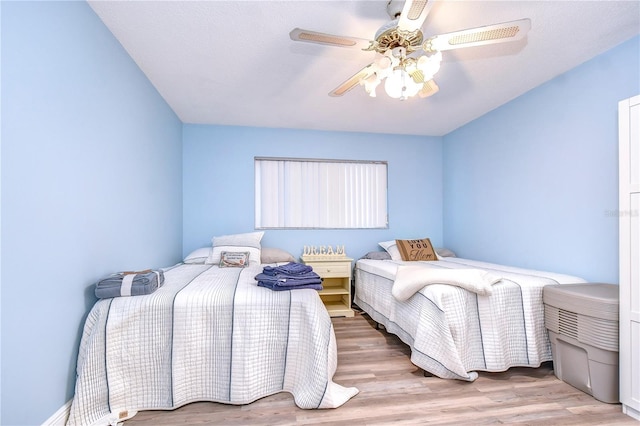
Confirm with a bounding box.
[88,1,640,136]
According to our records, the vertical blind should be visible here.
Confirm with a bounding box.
[255,157,388,229]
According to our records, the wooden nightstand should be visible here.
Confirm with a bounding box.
[302,257,354,317]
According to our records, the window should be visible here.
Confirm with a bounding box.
[255,157,388,229]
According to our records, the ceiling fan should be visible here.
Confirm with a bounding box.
[290,0,531,100]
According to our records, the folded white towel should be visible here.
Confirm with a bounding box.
[392,265,503,301]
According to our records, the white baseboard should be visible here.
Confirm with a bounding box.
[623,404,640,421]
[42,400,71,426]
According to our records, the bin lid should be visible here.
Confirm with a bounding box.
[543,283,618,321]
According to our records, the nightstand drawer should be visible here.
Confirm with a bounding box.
[310,263,350,277]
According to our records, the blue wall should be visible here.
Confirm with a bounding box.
[1,2,183,425]
[443,35,640,283]
[182,125,443,261]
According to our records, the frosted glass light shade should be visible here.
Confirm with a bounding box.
[384,68,420,99]
[363,74,381,97]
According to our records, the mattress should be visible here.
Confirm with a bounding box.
[67,262,358,426]
[354,257,586,381]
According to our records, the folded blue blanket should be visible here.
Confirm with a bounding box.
[257,281,323,291]
[255,262,322,291]
[95,269,164,299]
[262,262,313,276]
[255,273,322,287]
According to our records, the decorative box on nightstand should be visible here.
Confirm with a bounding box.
[301,252,354,318]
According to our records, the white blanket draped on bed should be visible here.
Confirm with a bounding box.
[68,263,358,426]
[392,265,503,300]
[354,257,586,382]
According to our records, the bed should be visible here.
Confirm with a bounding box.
[354,243,586,382]
[67,234,358,426]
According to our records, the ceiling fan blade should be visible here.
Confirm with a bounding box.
[290,28,372,50]
[418,79,439,98]
[397,0,434,34]
[424,18,531,52]
[329,63,376,97]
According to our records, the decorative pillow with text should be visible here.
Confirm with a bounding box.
[218,251,251,268]
[395,238,438,261]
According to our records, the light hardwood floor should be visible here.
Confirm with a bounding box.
[125,312,636,425]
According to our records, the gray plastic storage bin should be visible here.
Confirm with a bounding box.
[543,283,619,403]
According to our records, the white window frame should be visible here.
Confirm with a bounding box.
[255,157,388,229]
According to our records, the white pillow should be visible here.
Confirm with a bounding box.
[207,231,264,265]
[378,240,402,261]
[184,247,211,264]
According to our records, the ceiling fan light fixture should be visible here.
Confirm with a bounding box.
[384,67,421,100]
[362,73,381,97]
[290,3,531,101]
[376,55,393,70]
[368,49,440,100]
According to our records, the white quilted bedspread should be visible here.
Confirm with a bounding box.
[354,257,586,381]
[68,263,358,426]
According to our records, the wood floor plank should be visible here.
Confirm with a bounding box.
[125,313,636,425]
